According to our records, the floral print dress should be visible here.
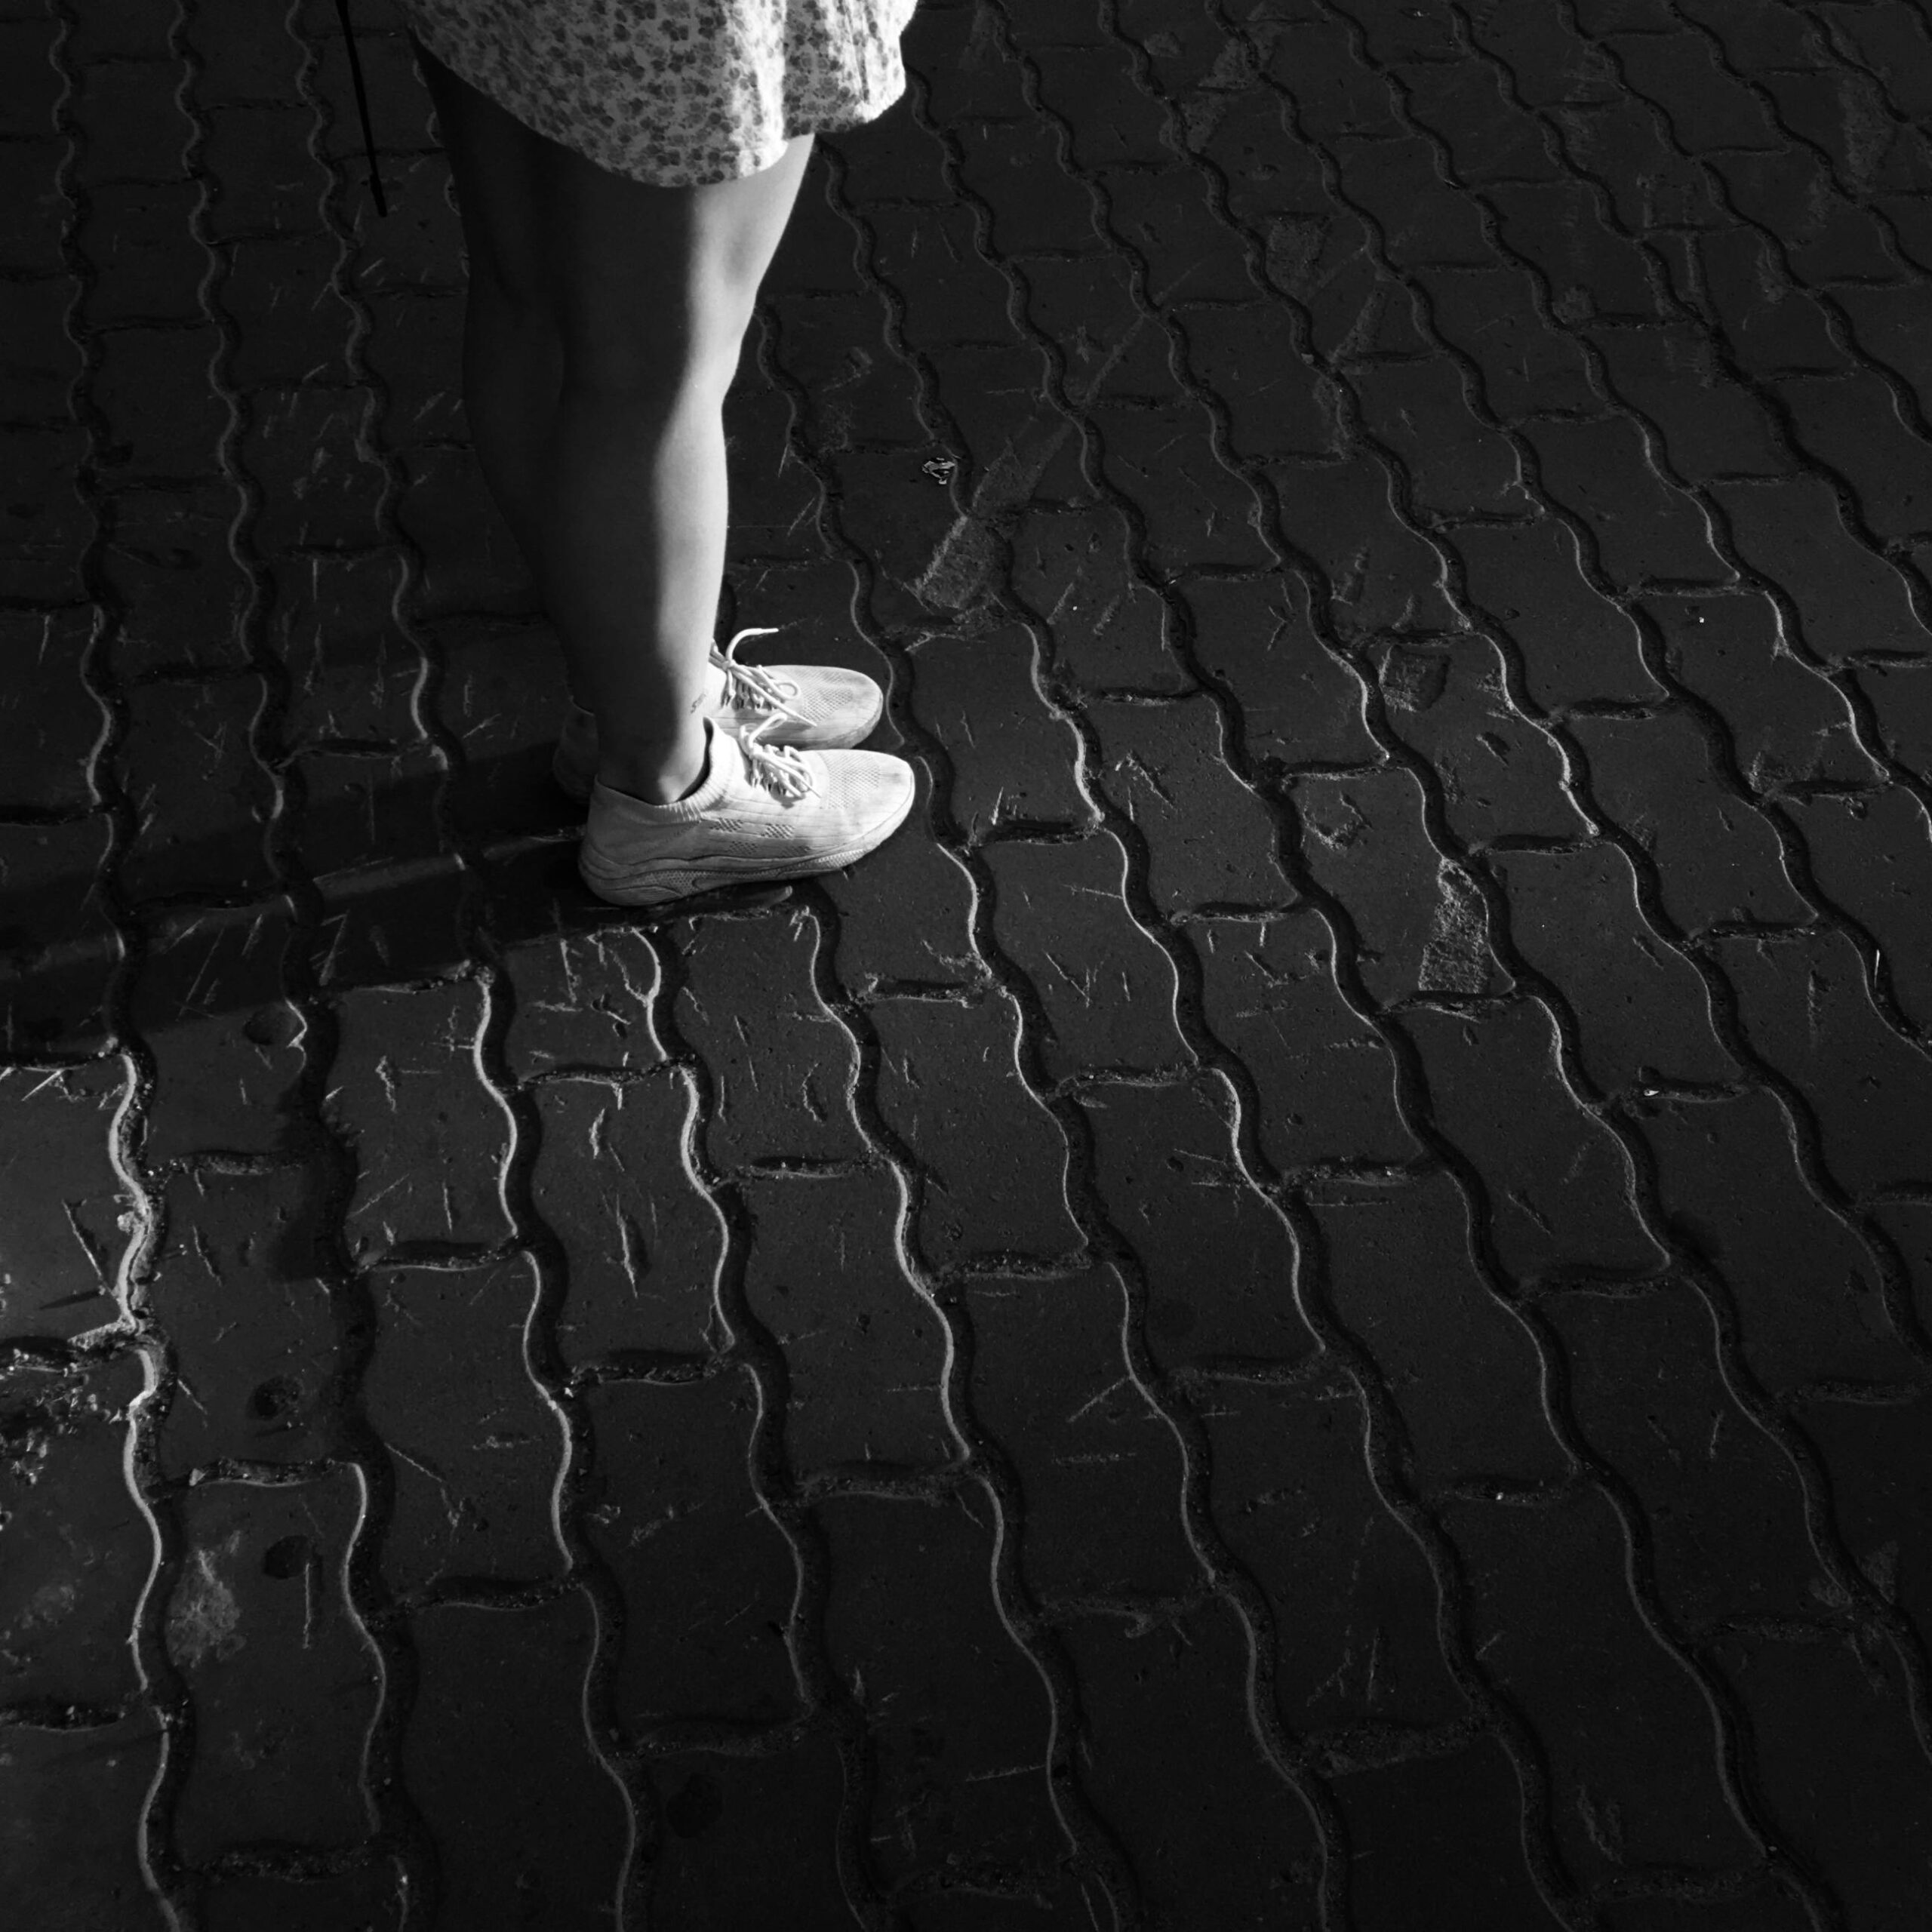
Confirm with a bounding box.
[401,0,920,187]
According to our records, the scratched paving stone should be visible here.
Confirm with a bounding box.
[1441,1485,1759,1884]
[817,1494,1076,1912]
[132,906,307,1163]
[1080,1076,1319,1372]
[1192,908,1420,1173]
[672,907,869,1171]
[583,1374,798,1734]
[1058,1601,1324,1929]
[1204,1371,1471,1739]
[328,980,513,1259]
[0,1351,147,1714]
[1315,1171,1572,1497]
[363,1257,566,1594]
[531,1073,725,1363]
[869,991,1081,1268]
[147,1164,340,1479]
[980,833,1186,1081]
[742,1168,952,1472]
[964,1263,1198,1608]
[906,622,1092,838]
[166,1472,377,1862]
[0,1060,128,1344]
[1295,768,1511,1004]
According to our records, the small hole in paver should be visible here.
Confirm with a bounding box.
[665,1771,722,1838]
[248,1376,302,1420]
[261,1534,311,1580]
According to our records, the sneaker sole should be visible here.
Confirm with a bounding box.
[553,691,886,804]
[578,787,914,907]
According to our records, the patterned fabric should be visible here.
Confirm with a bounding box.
[400,0,919,186]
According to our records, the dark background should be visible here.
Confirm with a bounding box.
[3,0,1931,1926]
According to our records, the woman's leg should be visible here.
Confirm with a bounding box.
[531,132,814,801]
[412,48,559,576]
[417,46,813,803]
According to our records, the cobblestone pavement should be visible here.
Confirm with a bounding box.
[5,0,1932,1925]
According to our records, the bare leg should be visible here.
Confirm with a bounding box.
[414,47,812,801]
[534,134,812,800]
[414,52,559,574]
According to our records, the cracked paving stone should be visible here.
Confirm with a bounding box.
[1367,632,1589,848]
[1296,767,1509,1004]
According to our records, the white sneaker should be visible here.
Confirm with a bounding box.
[577,718,915,906]
[553,627,885,802]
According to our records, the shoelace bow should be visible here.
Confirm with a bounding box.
[735,715,815,803]
[713,627,808,724]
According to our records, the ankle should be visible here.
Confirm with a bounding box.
[598,721,712,805]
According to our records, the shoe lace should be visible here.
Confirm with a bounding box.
[736,715,815,802]
[712,627,808,724]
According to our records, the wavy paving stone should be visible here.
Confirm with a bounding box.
[4,0,1932,1924]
